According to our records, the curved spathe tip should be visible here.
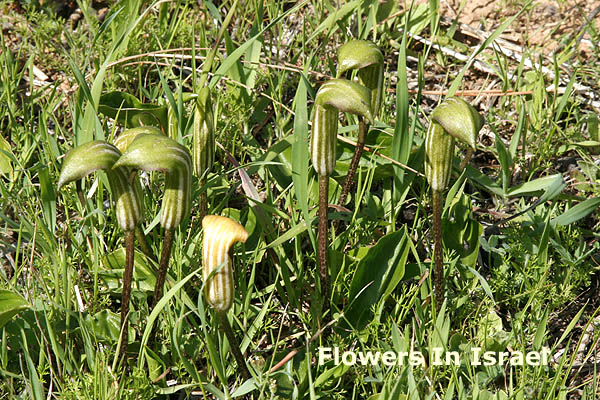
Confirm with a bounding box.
[58,141,121,190]
[315,79,374,123]
[114,126,163,153]
[112,133,191,173]
[202,215,249,244]
[432,97,484,149]
[337,40,384,77]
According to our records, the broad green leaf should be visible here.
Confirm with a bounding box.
[552,198,600,227]
[344,229,409,331]
[101,248,157,292]
[84,309,133,342]
[0,290,30,329]
[506,174,563,197]
[98,91,168,129]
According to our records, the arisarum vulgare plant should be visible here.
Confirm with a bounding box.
[336,40,384,207]
[424,97,484,308]
[311,78,373,300]
[113,133,192,310]
[202,215,250,379]
[58,140,142,357]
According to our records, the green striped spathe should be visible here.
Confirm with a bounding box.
[425,121,455,192]
[58,141,142,231]
[311,104,338,176]
[310,79,373,176]
[113,133,192,230]
[202,215,248,312]
[337,40,384,118]
[431,97,483,149]
[193,87,215,178]
[114,126,163,153]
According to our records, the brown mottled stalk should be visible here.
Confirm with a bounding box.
[318,175,330,301]
[217,311,250,380]
[310,79,373,302]
[338,119,368,207]
[432,190,443,309]
[336,40,383,208]
[59,141,143,357]
[119,230,135,356]
[151,228,174,310]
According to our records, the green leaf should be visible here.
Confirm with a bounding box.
[0,290,30,329]
[506,174,563,197]
[84,309,133,342]
[552,198,600,227]
[291,74,316,249]
[533,309,548,350]
[0,135,13,176]
[98,91,168,129]
[39,167,56,233]
[495,131,511,194]
[101,248,157,292]
[344,229,409,331]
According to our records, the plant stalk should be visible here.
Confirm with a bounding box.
[432,189,443,309]
[119,230,135,358]
[135,226,157,262]
[198,179,208,221]
[151,228,174,310]
[217,311,250,380]
[318,175,330,302]
[458,147,474,172]
[338,119,368,207]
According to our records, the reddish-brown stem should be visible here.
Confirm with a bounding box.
[198,179,208,221]
[338,119,368,208]
[318,175,330,303]
[151,228,174,310]
[432,189,443,309]
[217,311,250,380]
[119,230,135,358]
